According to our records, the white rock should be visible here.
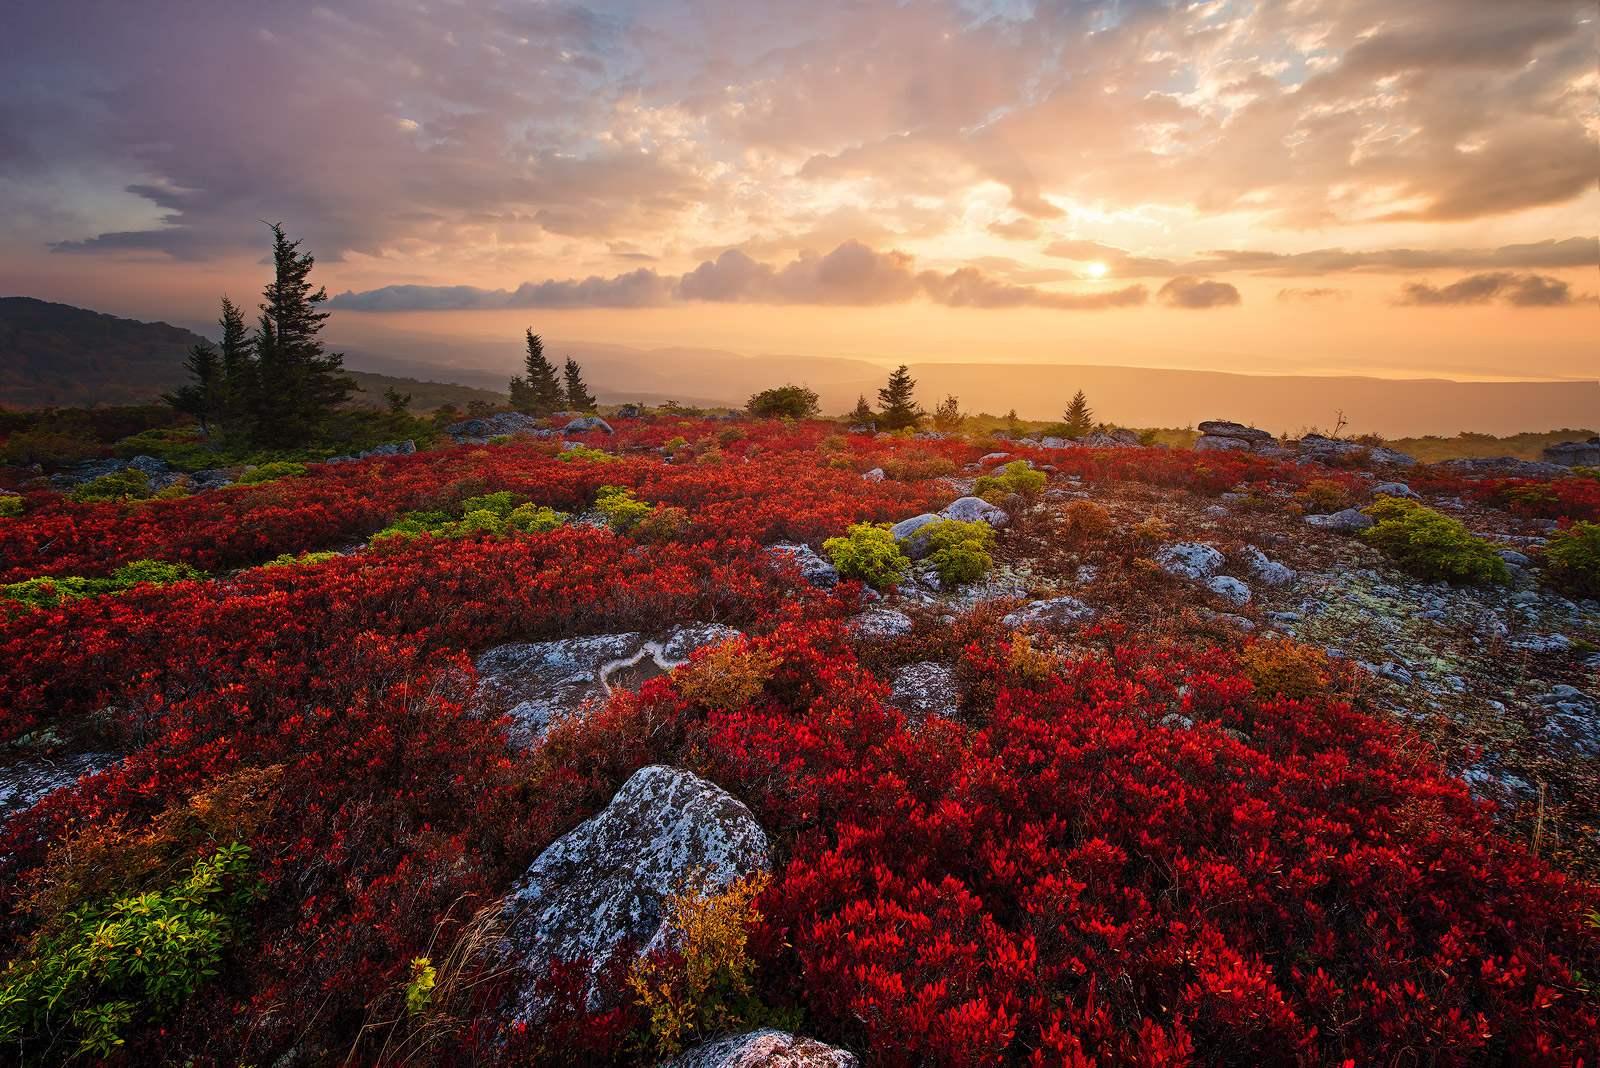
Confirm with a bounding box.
[503,766,771,1018]
[1002,596,1095,629]
[890,513,945,559]
[849,608,915,639]
[0,752,119,826]
[1207,576,1252,605]
[1304,508,1374,533]
[768,542,840,588]
[1235,545,1296,587]
[1154,542,1225,581]
[888,662,960,727]
[940,496,1009,528]
[862,468,885,482]
[656,1030,857,1068]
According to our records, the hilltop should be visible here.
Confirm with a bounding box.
[0,408,1596,1066]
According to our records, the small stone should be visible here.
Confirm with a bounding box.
[1207,575,1252,606]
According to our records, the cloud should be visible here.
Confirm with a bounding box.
[1277,287,1351,303]
[1157,276,1242,310]
[987,217,1043,241]
[1393,272,1584,307]
[331,269,673,311]
[334,241,1149,312]
[1044,237,1599,278]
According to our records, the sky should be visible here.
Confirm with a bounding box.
[1,0,1595,379]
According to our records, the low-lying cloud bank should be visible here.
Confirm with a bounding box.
[330,240,1153,312]
[1393,271,1592,307]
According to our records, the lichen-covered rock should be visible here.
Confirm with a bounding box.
[1154,542,1225,581]
[849,608,915,639]
[888,662,960,726]
[1197,421,1274,441]
[861,468,885,482]
[1207,575,1252,606]
[1542,439,1600,467]
[940,496,1009,528]
[1002,596,1095,629]
[1296,435,1416,467]
[1236,545,1296,587]
[891,513,944,559]
[1,752,118,825]
[503,766,771,1017]
[563,416,614,435]
[1304,508,1375,533]
[1372,482,1417,499]
[476,626,740,745]
[656,1030,857,1068]
[1193,434,1252,452]
[1430,456,1570,479]
[768,542,839,588]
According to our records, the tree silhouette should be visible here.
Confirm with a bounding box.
[848,394,875,426]
[509,330,563,415]
[876,365,923,430]
[563,356,596,412]
[1062,390,1094,438]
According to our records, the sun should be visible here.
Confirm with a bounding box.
[1084,262,1108,278]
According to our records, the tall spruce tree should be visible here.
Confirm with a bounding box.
[509,330,563,414]
[1062,390,1094,438]
[563,356,596,412]
[847,394,875,426]
[876,364,923,430]
[163,339,226,438]
[248,223,354,446]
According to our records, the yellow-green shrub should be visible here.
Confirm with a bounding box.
[925,518,996,585]
[69,469,152,503]
[235,461,306,485]
[674,641,781,712]
[823,523,910,588]
[1359,498,1508,584]
[1544,521,1600,598]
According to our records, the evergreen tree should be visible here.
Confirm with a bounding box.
[509,330,563,414]
[847,394,875,427]
[1062,390,1094,438]
[876,364,923,431]
[163,340,226,438]
[563,356,596,412]
[248,223,354,446]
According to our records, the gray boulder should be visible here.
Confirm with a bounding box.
[1074,431,1121,449]
[861,468,885,482]
[1197,421,1274,442]
[564,416,614,435]
[768,542,840,589]
[503,766,771,1018]
[978,452,1010,464]
[1154,542,1225,581]
[1002,596,1094,629]
[888,662,961,727]
[1109,428,1143,445]
[616,404,644,419]
[1207,575,1252,606]
[476,626,741,746]
[1304,508,1374,533]
[940,496,1009,528]
[656,1030,857,1068]
[1038,436,1075,450]
[1193,435,1252,452]
[1543,439,1600,467]
[1372,482,1417,499]
[1430,457,1569,479]
[1,752,119,826]
[891,513,945,560]
[849,608,915,639]
[1235,545,1296,587]
[1296,435,1416,467]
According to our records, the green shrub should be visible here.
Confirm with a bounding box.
[262,551,343,569]
[924,519,996,585]
[0,844,255,1061]
[746,385,820,420]
[974,460,1045,502]
[508,503,568,534]
[663,436,689,452]
[2,559,202,610]
[111,427,204,461]
[234,461,306,485]
[0,496,23,519]
[557,445,616,463]
[69,469,153,503]
[822,523,910,588]
[596,485,653,533]
[1543,521,1600,598]
[1358,498,1509,584]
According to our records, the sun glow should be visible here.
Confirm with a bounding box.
[1084,262,1109,277]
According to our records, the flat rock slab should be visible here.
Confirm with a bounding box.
[1002,596,1095,629]
[1154,542,1225,581]
[849,608,915,639]
[1197,421,1274,441]
[888,662,960,726]
[0,752,119,825]
[656,1030,858,1068]
[476,625,742,746]
[503,765,771,1017]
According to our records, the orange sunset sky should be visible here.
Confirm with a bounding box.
[1,0,1595,380]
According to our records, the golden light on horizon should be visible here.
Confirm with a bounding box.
[1084,262,1109,278]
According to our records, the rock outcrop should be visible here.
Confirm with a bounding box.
[655,1030,858,1068]
[503,766,771,1018]
[1542,438,1600,467]
[767,542,840,588]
